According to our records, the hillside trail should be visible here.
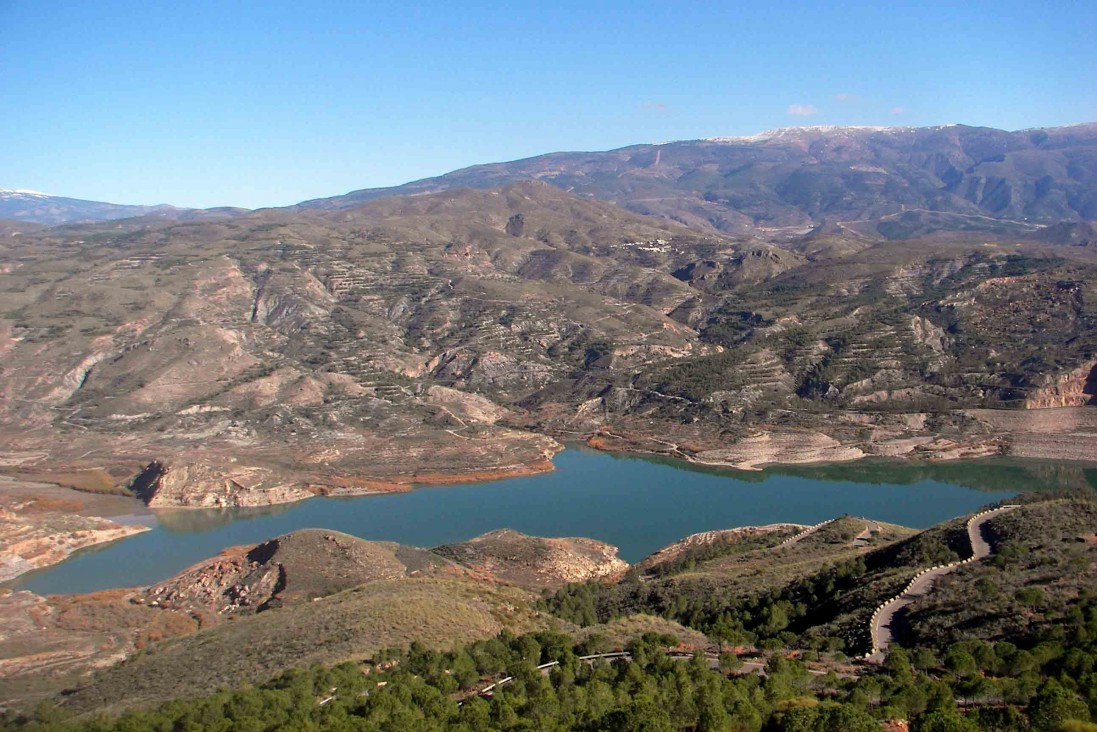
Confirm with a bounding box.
[866,505,1020,663]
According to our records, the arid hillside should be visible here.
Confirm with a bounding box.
[0,527,627,711]
[2,180,1097,509]
[9,493,1092,721]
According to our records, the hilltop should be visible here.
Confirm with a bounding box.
[542,494,1097,663]
[0,527,628,710]
[433,529,628,589]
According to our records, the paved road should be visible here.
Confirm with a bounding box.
[867,505,1020,662]
[967,509,1001,558]
[779,519,836,547]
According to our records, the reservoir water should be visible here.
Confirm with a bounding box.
[11,446,1093,596]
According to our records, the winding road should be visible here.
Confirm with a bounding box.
[866,505,1020,663]
[330,509,1017,709]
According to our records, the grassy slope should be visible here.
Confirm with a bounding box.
[543,495,1097,660]
[61,577,548,715]
[900,496,1097,649]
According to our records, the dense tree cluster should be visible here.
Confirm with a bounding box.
[8,604,1097,732]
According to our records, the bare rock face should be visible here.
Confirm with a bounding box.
[429,350,556,395]
[432,529,628,589]
[6,174,1097,500]
[0,183,701,512]
[425,385,511,425]
[1024,361,1097,408]
[132,461,315,509]
[910,315,948,354]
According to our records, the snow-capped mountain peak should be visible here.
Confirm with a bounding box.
[703,125,909,143]
[0,188,53,198]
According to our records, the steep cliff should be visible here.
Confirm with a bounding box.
[1024,361,1097,408]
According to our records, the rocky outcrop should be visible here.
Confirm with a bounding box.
[424,385,511,425]
[44,350,114,405]
[140,529,463,615]
[429,350,556,394]
[131,461,315,509]
[909,315,948,354]
[1024,361,1097,408]
[634,524,802,572]
[432,529,628,589]
[250,275,332,332]
[136,526,629,617]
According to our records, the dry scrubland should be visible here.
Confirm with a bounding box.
[2,167,1097,513]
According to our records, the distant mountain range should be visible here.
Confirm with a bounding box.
[0,188,186,226]
[301,122,1097,238]
[5,122,1096,235]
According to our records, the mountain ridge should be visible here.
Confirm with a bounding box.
[3,179,1097,514]
[299,122,1097,238]
[0,188,189,226]
[8,122,1097,233]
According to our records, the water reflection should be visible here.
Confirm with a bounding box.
[594,447,1097,492]
[769,457,1097,492]
[153,502,297,533]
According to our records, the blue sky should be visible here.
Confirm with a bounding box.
[2,1,1094,209]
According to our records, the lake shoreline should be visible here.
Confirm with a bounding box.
[5,431,1097,588]
[0,476,153,582]
[7,447,1050,597]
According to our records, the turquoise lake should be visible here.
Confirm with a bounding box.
[11,446,1094,596]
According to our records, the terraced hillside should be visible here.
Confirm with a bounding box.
[542,237,1097,470]
[3,179,1097,509]
[0,182,725,506]
[544,494,1096,670]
